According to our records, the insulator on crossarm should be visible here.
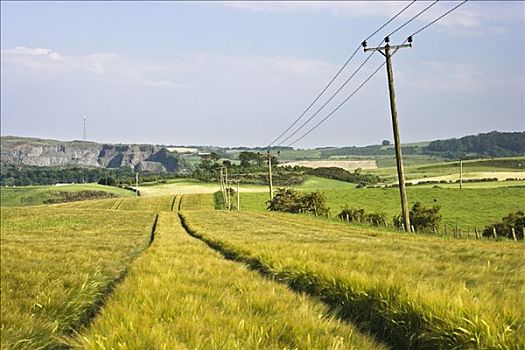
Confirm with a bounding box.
[361,40,367,48]
[384,36,390,43]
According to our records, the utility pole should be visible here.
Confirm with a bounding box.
[225,166,230,210]
[219,167,226,208]
[237,181,240,211]
[459,158,463,189]
[363,36,412,232]
[135,172,139,197]
[83,115,87,141]
[267,151,274,201]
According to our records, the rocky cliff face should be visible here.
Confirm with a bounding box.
[1,136,184,173]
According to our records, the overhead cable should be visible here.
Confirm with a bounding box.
[410,0,468,37]
[287,61,386,147]
[387,0,439,38]
[267,0,417,147]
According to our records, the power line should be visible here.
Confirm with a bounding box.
[283,0,468,147]
[363,0,416,42]
[287,61,386,147]
[388,0,439,38]
[277,44,381,146]
[411,0,468,37]
[265,45,360,148]
[267,0,417,148]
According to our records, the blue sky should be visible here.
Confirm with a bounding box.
[1,1,524,148]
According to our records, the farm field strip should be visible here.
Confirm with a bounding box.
[180,193,216,210]
[238,186,525,231]
[0,207,156,348]
[116,195,176,211]
[0,184,134,207]
[74,213,385,350]
[180,211,525,349]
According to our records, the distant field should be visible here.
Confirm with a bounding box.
[370,157,525,182]
[0,207,155,348]
[117,195,176,211]
[136,178,220,196]
[0,184,134,207]
[166,147,198,153]
[279,159,377,171]
[182,211,525,349]
[407,171,525,184]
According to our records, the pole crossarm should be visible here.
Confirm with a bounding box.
[365,43,412,56]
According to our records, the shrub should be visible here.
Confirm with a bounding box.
[366,211,387,226]
[394,202,442,232]
[300,191,329,216]
[43,190,117,204]
[338,207,386,226]
[482,210,524,239]
[267,188,329,216]
[338,207,365,222]
[305,167,381,185]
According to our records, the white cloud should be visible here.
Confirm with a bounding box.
[220,1,524,35]
[1,46,334,91]
[401,60,484,92]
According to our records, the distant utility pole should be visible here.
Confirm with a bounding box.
[363,36,412,232]
[225,166,231,210]
[219,167,226,207]
[267,151,274,201]
[459,158,463,189]
[237,181,240,211]
[135,172,139,197]
[83,115,87,141]
[266,150,281,201]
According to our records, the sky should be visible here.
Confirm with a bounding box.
[1,1,524,148]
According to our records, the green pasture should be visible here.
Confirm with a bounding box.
[0,207,155,348]
[238,186,525,231]
[0,183,133,207]
[182,210,525,349]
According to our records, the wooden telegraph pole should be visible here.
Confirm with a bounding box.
[459,158,463,189]
[225,166,230,210]
[267,151,274,201]
[363,36,411,231]
[237,181,240,211]
[135,172,139,197]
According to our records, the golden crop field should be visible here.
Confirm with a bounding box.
[0,207,155,348]
[181,210,525,349]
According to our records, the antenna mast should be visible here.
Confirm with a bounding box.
[83,115,87,141]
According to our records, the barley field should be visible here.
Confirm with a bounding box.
[74,212,385,349]
[0,207,155,348]
[181,210,525,349]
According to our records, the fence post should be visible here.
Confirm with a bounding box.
[444,224,447,236]
[511,228,517,241]
[459,228,462,239]
[492,227,497,239]
[411,225,415,233]
[467,226,470,239]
